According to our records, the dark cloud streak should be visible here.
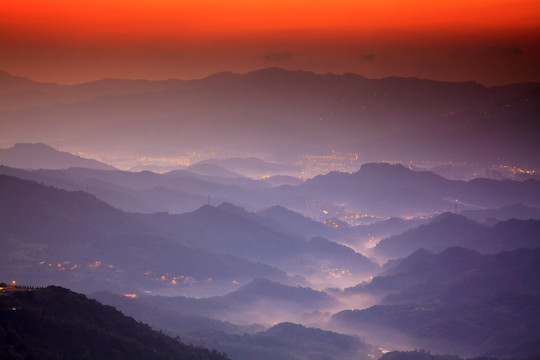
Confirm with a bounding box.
[361,54,376,61]
[487,46,524,56]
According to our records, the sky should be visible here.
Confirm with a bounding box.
[1,0,540,85]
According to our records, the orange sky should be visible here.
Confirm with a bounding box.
[1,0,540,84]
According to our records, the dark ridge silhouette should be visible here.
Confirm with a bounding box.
[373,212,540,258]
[348,246,540,304]
[0,285,228,360]
[373,213,486,258]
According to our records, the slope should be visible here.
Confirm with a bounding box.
[0,285,228,360]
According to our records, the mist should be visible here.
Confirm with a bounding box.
[1,64,540,360]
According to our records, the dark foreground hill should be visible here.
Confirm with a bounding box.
[0,285,227,360]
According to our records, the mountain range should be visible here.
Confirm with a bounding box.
[2,147,540,220]
[372,212,540,259]
[331,292,540,357]
[0,143,115,170]
[332,244,540,357]
[90,289,371,360]
[2,68,539,167]
[0,173,381,294]
[93,277,339,326]
[348,246,540,304]
[0,174,291,294]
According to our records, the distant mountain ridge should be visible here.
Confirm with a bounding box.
[2,68,539,167]
[0,143,115,170]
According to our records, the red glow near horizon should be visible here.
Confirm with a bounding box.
[4,0,540,38]
[1,0,540,84]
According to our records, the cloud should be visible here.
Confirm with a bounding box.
[361,54,376,61]
[263,51,292,62]
[487,46,524,56]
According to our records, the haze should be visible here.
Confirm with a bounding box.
[1,1,540,360]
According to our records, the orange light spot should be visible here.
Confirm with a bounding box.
[123,294,137,298]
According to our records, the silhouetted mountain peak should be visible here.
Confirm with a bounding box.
[217,202,249,214]
[221,278,336,307]
[356,162,411,176]
[404,247,436,261]
[354,163,446,183]
[430,212,482,227]
[0,143,115,170]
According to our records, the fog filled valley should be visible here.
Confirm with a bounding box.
[2,68,540,360]
[2,144,540,360]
